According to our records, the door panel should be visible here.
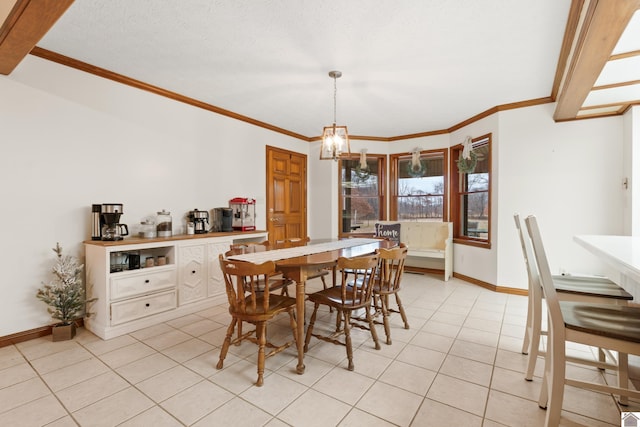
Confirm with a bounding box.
[286,223,301,238]
[266,146,307,243]
[290,156,303,177]
[273,177,286,213]
[273,156,288,175]
[290,180,302,213]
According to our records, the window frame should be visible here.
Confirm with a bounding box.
[450,133,492,248]
[390,148,449,221]
[338,153,387,238]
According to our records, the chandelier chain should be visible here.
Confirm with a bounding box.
[333,75,337,124]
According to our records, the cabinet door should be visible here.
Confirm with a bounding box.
[207,241,231,297]
[178,244,207,305]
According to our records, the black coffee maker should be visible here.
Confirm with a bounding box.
[211,207,233,232]
[188,209,209,234]
[100,203,129,241]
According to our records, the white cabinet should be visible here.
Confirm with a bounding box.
[84,231,266,339]
[178,243,207,305]
[207,241,231,297]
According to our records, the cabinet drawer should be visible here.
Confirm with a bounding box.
[110,289,177,325]
[110,269,176,300]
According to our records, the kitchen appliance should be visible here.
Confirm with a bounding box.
[212,207,233,232]
[101,203,129,241]
[91,204,102,240]
[230,197,256,231]
[210,208,221,232]
[188,209,209,234]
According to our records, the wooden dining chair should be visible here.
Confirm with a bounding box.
[371,243,409,345]
[525,215,640,427]
[304,253,381,371]
[351,243,409,345]
[513,213,632,381]
[226,241,292,343]
[216,254,297,387]
[227,240,291,295]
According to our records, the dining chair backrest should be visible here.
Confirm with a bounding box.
[218,254,277,315]
[514,213,544,305]
[376,243,408,294]
[337,253,379,308]
[226,240,270,259]
[524,216,563,335]
[229,240,270,251]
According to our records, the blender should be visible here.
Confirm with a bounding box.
[101,203,129,241]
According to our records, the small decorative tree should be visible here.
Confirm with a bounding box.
[36,243,96,335]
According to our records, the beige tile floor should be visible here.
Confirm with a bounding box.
[0,273,636,426]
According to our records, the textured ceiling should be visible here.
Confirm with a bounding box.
[35,0,572,139]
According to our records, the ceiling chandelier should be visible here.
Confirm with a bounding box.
[320,70,350,161]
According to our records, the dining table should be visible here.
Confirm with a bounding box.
[226,237,394,375]
[573,234,640,301]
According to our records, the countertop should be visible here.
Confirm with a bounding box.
[84,230,268,247]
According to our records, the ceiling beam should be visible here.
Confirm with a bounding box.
[554,0,640,121]
[0,0,74,75]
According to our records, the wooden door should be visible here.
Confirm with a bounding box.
[266,146,307,243]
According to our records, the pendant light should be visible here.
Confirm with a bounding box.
[320,70,350,160]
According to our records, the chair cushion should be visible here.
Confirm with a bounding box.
[553,277,633,300]
[560,301,640,343]
[232,294,296,317]
[307,286,368,308]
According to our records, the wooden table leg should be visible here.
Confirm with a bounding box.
[295,276,306,374]
[280,264,334,375]
[280,266,307,375]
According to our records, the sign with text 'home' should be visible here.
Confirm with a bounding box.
[374,223,401,245]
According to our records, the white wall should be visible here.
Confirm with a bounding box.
[496,103,624,289]
[308,142,337,240]
[0,56,307,336]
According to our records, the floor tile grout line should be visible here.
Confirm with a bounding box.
[7,340,99,426]
[0,275,632,426]
[73,330,204,426]
[481,289,509,425]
